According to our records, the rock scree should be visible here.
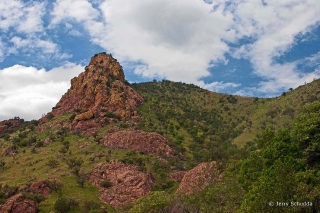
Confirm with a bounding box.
[88,162,153,208]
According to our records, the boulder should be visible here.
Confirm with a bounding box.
[29,180,51,196]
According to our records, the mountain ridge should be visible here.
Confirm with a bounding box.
[0,53,320,212]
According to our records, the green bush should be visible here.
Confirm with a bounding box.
[99,180,112,188]
[69,114,76,120]
[54,197,70,213]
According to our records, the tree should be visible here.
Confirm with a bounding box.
[293,101,320,168]
[0,161,5,170]
[54,197,70,213]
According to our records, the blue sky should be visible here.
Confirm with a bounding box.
[0,0,320,120]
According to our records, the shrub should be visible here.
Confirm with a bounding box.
[69,114,76,120]
[46,159,59,168]
[119,123,130,128]
[54,197,70,213]
[82,200,102,213]
[45,180,63,192]
[105,111,120,119]
[67,157,83,169]
[100,180,112,188]
[47,113,54,120]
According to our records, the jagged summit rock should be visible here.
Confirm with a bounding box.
[40,52,144,134]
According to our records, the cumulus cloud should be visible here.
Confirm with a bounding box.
[9,36,57,54]
[229,0,320,95]
[97,0,234,85]
[51,0,100,25]
[49,0,320,96]
[0,0,45,33]
[50,0,234,86]
[0,0,67,62]
[0,64,84,121]
[202,81,240,92]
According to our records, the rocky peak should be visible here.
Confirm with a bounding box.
[40,53,144,134]
[87,53,125,82]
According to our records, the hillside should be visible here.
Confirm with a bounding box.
[0,53,319,212]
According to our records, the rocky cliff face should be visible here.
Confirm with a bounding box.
[88,162,153,208]
[39,53,144,134]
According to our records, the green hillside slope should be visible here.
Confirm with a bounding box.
[0,78,319,212]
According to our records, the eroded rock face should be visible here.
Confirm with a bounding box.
[0,193,38,213]
[0,118,23,135]
[29,180,51,196]
[88,162,153,208]
[168,171,187,182]
[39,53,144,134]
[177,161,219,195]
[101,130,174,157]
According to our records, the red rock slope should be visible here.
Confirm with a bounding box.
[177,161,221,195]
[39,52,144,134]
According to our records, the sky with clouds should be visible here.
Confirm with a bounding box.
[0,0,320,120]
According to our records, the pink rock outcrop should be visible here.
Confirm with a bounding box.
[38,53,144,135]
[177,161,219,195]
[101,130,174,157]
[0,193,38,213]
[88,162,153,208]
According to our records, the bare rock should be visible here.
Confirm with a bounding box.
[0,118,23,135]
[0,193,38,213]
[29,180,51,196]
[177,161,219,195]
[88,162,153,208]
[101,130,174,157]
[38,52,144,135]
[168,171,187,182]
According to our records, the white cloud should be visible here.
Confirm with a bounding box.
[96,0,234,85]
[9,36,58,54]
[302,51,320,67]
[0,0,45,33]
[51,0,100,25]
[230,0,320,95]
[202,81,240,92]
[49,0,320,96]
[50,0,234,86]
[0,1,68,62]
[0,64,84,121]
